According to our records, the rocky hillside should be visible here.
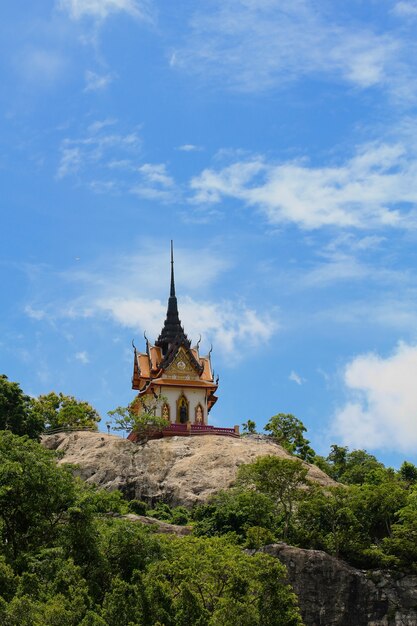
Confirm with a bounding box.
[42,431,335,506]
[265,543,417,626]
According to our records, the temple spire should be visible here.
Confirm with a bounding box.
[155,241,190,356]
[170,240,175,297]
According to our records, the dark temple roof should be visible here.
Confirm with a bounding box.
[155,241,191,357]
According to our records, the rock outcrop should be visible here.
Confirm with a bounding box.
[116,513,191,536]
[264,543,417,626]
[42,431,335,506]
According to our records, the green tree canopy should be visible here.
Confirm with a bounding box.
[237,456,309,539]
[31,392,100,432]
[264,413,316,462]
[108,394,168,443]
[143,536,302,626]
[399,461,417,485]
[193,488,276,540]
[0,431,77,559]
[241,419,257,434]
[0,375,44,439]
[325,445,387,484]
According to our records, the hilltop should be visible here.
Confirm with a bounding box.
[42,431,335,506]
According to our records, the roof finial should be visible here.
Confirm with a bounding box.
[170,240,175,297]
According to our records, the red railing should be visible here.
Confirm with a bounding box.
[163,423,188,433]
[128,423,239,442]
[190,424,237,437]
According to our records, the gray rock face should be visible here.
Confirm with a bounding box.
[117,513,191,536]
[263,544,417,626]
[42,431,335,507]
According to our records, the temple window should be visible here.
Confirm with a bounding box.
[162,402,170,421]
[195,403,204,425]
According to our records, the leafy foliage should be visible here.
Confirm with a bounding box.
[241,419,257,434]
[0,431,302,625]
[0,376,101,437]
[0,431,77,559]
[399,461,417,485]
[193,489,276,540]
[108,395,169,443]
[324,445,387,484]
[0,375,44,439]
[32,392,100,431]
[144,536,302,626]
[237,456,309,539]
[145,503,191,526]
[264,413,316,462]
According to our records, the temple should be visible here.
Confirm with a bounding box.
[130,243,238,439]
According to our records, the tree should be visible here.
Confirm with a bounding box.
[326,445,386,484]
[0,431,77,559]
[101,519,162,582]
[0,375,44,439]
[108,394,169,443]
[237,456,309,539]
[31,392,100,432]
[382,488,417,571]
[241,420,257,434]
[399,461,417,485]
[144,536,302,626]
[294,485,362,560]
[264,413,316,462]
[193,488,276,540]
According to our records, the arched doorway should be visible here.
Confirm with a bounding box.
[176,394,189,424]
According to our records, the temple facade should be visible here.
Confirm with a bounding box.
[131,242,218,426]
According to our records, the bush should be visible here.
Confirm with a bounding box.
[128,500,148,516]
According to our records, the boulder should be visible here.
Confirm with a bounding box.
[42,431,335,507]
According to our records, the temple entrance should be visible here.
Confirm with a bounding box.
[177,394,189,424]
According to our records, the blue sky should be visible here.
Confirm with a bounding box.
[2,0,417,467]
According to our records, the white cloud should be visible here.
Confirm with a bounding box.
[298,234,400,288]
[189,142,417,230]
[25,305,47,321]
[316,298,417,331]
[172,0,401,94]
[88,119,118,133]
[57,121,141,180]
[333,342,417,453]
[132,163,176,201]
[138,163,174,187]
[177,144,203,152]
[56,123,179,201]
[15,48,68,85]
[75,350,90,363]
[84,70,115,91]
[95,295,277,357]
[63,244,231,295]
[59,0,153,21]
[23,245,277,359]
[57,147,82,179]
[289,370,304,385]
[393,1,417,17]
